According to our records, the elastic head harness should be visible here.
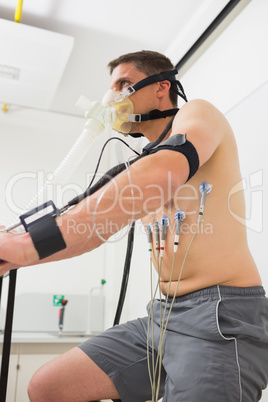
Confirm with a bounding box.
[118,69,188,138]
[117,69,188,103]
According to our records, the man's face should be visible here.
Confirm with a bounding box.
[110,62,147,93]
[109,63,160,132]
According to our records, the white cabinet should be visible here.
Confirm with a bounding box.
[3,354,17,402]
[0,333,91,402]
[14,353,58,402]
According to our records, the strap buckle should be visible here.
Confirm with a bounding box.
[20,200,59,230]
[115,86,136,102]
[127,114,141,123]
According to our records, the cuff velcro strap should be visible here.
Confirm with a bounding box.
[27,214,66,259]
[20,201,66,260]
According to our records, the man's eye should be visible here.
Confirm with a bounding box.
[121,80,130,88]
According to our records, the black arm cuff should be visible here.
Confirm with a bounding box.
[27,214,66,260]
[148,135,200,181]
[20,201,67,260]
[27,214,66,259]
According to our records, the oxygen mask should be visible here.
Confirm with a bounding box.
[102,89,135,134]
[79,69,187,136]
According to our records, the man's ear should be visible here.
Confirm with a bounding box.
[156,80,171,98]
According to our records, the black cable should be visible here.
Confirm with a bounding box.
[175,0,242,72]
[0,270,17,402]
[0,276,3,311]
[87,136,140,190]
[111,118,175,326]
[61,137,141,211]
[142,115,175,153]
[60,114,175,213]
[113,221,136,326]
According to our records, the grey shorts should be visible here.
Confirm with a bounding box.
[78,285,268,401]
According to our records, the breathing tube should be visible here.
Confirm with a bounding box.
[3,98,114,232]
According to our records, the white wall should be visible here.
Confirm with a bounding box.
[226,82,268,289]
[180,0,268,114]
[179,0,268,291]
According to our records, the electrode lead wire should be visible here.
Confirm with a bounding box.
[154,222,200,401]
[146,221,164,401]
[146,255,155,395]
[153,183,212,401]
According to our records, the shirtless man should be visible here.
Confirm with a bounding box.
[1,50,267,401]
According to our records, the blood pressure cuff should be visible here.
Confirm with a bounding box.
[146,134,200,181]
[19,201,66,260]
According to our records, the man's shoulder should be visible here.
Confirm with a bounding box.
[170,98,234,167]
[178,98,222,117]
[173,98,231,136]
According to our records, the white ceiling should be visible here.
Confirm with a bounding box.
[0,0,231,116]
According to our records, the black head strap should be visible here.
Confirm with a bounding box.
[133,108,179,122]
[126,69,188,103]
[131,70,178,92]
[170,79,188,102]
[128,109,178,138]
[128,132,144,138]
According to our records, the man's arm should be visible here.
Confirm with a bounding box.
[0,148,189,272]
[0,99,226,273]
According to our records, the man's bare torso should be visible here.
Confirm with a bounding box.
[142,124,261,296]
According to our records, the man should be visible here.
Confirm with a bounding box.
[1,50,268,401]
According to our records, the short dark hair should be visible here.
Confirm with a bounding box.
[108,50,177,106]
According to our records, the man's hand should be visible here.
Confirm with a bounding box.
[0,231,39,276]
[0,260,20,277]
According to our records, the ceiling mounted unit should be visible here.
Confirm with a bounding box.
[0,18,74,109]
